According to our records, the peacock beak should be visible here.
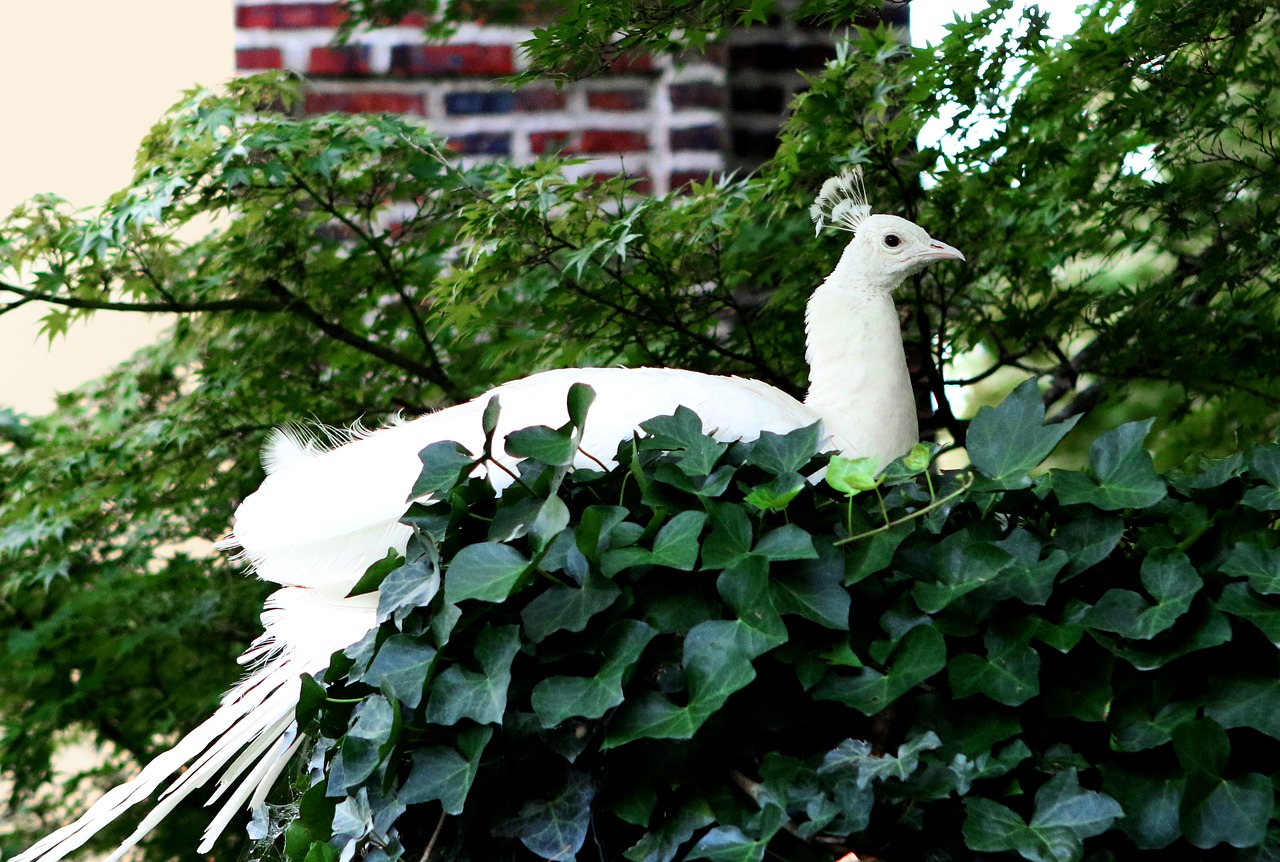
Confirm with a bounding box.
[922,240,965,262]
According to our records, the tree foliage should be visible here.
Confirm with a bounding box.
[2,0,1280,859]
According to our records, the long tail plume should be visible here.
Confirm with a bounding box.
[13,589,378,862]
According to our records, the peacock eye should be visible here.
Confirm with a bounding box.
[883,234,902,248]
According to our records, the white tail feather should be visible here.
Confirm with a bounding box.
[14,590,378,862]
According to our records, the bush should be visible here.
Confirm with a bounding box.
[283,381,1280,862]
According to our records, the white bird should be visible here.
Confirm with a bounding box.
[14,169,963,862]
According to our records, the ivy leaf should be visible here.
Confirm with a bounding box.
[521,575,621,642]
[400,726,493,815]
[963,769,1121,862]
[752,524,818,562]
[531,620,658,726]
[376,555,441,625]
[1101,765,1182,850]
[649,510,708,570]
[363,634,436,709]
[814,624,947,716]
[504,770,596,861]
[505,425,577,467]
[1205,677,1280,741]
[769,540,850,630]
[410,440,476,500]
[949,624,1041,706]
[825,455,881,494]
[444,542,529,603]
[1054,513,1124,577]
[967,378,1080,489]
[686,826,768,862]
[1219,542,1280,594]
[1053,419,1167,510]
[326,696,395,793]
[425,625,521,726]
[740,423,820,475]
[1087,550,1201,640]
[566,382,596,429]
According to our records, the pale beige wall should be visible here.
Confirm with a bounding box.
[0,1,234,415]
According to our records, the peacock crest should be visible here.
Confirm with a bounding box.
[810,166,871,235]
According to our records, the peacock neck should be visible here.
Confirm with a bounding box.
[803,260,917,468]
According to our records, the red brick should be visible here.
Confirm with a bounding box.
[529,131,574,155]
[531,129,649,155]
[390,44,514,77]
[309,46,372,76]
[237,3,347,28]
[236,48,283,70]
[587,90,647,111]
[304,92,426,115]
[514,88,567,111]
[580,129,648,153]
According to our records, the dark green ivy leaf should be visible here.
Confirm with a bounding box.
[1053,419,1167,510]
[410,440,476,500]
[967,377,1080,489]
[444,542,529,603]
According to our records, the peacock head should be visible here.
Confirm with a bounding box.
[810,168,964,293]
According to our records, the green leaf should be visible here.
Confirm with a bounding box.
[1053,419,1167,510]
[376,556,441,625]
[967,377,1080,489]
[752,524,818,561]
[505,425,577,466]
[1215,582,1280,645]
[1183,773,1274,850]
[506,770,596,861]
[326,695,395,792]
[1205,677,1280,741]
[814,624,946,716]
[566,382,596,429]
[1086,549,1201,640]
[914,532,1014,613]
[640,408,727,475]
[744,473,805,512]
[623,796,715,862]
[949,624,1041,706]
[1101,765,1182,849]
[410,440,476,500]
[740,423,820,475]
[444,542,529,603]
[521,576,621,642]
[1220,542,1280,594]
[400,726,492,815]
[686,826,767,862]
[363,634,436,709]
[649,510,707,570]
[1053,513,1124,577]
[347,549,401,597]
[425,625,521,726]
[825,455,881,494]
[531,620,657,726]
[963,769,1121,862]
[769,541,850,630]
[700,502,753,569]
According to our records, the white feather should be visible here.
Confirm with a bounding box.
[17,183,964,862]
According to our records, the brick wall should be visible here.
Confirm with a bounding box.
[235,1,899,193]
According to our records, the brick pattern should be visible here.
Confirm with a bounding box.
[234,2,869,190]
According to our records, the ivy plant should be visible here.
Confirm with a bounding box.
[272,380,1280,862]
